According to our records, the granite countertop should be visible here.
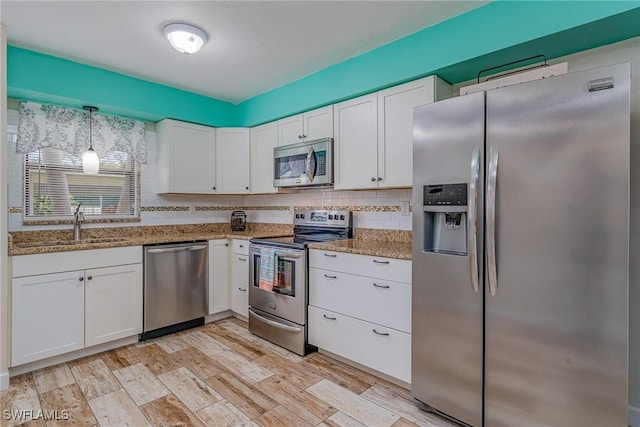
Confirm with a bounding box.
[8,224,293,256]
[308,238,412,260]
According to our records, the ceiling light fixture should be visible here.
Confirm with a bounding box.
[163,23,207,55]
[82,106,100,175]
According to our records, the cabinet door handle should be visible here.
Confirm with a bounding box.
[238,287,247,292]
[78,277,84,282]
[87,276,93,281]
[373,283,390,289]
[377,177,382,181]
[373,259,390,264]
[323,253,337,258]
[239,244,244,248]
[372,329,389,336]
[245,186,249,190]
[238,257,247,261]
[323,314,337,320]
[371,177,376,182]
[212,187,216,190]
[324,274,337,279]
[298,134,304,139]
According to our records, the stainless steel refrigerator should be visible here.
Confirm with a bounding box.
[412,63,630,427]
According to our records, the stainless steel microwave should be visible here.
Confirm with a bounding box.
[274,137,333,188]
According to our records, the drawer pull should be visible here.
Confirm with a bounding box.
[372,329,390,336]
[373,283,390,289]
[238,257,247,261]
[324,253,337,257]
[323,314,337,320]
[238,287,247,292]
[324,274,337,279]
[373,259,390,264]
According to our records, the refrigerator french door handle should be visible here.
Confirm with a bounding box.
[468,146,481,293]
[487,146,499,296]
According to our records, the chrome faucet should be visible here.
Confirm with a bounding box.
[73,203,85,242]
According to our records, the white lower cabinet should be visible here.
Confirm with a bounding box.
[308,249,412,383]
[10,246,143,367]
[12,271,85,366]
[209,239,230,314]
[231,239,249,317]
[85,264,143,347]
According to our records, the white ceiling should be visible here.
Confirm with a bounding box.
[1,1,485,104]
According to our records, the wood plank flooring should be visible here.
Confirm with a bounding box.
[1,318,456,427]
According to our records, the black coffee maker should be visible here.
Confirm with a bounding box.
[230,210,247,231]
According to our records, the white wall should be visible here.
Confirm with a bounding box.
[1,23,10,390]
[6,108,412,232]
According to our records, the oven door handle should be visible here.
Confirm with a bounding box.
[249,309,303,333]
[274,250,304,259]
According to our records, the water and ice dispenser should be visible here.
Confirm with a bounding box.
[423,183,468,255]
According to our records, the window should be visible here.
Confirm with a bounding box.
[24,147,139,221]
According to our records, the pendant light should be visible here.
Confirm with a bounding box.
[81,106,100,175]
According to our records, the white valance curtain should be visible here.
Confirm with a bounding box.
[16,101,148,164]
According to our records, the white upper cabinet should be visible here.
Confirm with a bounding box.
[334,76,451,190]
[334,93,379,190]
[216,128,251,194]
[278,105,333,146]
[156,119,217,194]
[377,76,451,188]
[250,122,278,194]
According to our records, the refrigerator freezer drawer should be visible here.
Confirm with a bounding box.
[308,306,411,383]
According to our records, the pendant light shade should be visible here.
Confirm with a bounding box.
[82,106,100,175]
[163,23,207,54]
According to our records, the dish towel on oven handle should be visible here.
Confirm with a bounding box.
[259,247,276,291]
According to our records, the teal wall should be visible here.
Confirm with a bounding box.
[7,1,640,128]
[7,47,237,126]
[236,1,640,126]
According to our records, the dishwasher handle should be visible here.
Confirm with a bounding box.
[147,244,207,254]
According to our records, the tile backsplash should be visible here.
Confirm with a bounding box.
[7,109,413,232]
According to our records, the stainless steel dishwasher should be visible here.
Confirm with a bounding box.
[141,241,208,340]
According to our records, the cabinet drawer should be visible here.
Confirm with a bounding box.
[232,255,249,285]
[309,267,411,333]
[309,249,411,283]
[232,239,249,255]
[308,306,410,383]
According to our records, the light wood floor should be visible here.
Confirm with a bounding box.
[1,317,456,427]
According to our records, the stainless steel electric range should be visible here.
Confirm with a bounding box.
[248,209,352,355]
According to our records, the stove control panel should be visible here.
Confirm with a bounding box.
[293,209,351,227]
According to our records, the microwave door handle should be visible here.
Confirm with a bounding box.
[306,147,316,182]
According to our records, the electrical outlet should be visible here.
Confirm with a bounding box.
[189,203,196,215]
[400,200,410,216]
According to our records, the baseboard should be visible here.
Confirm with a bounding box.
[9,335,138,377]
[0,369,9,390]
[630,405,640,427]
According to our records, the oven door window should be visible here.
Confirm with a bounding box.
[252,253,296,297]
